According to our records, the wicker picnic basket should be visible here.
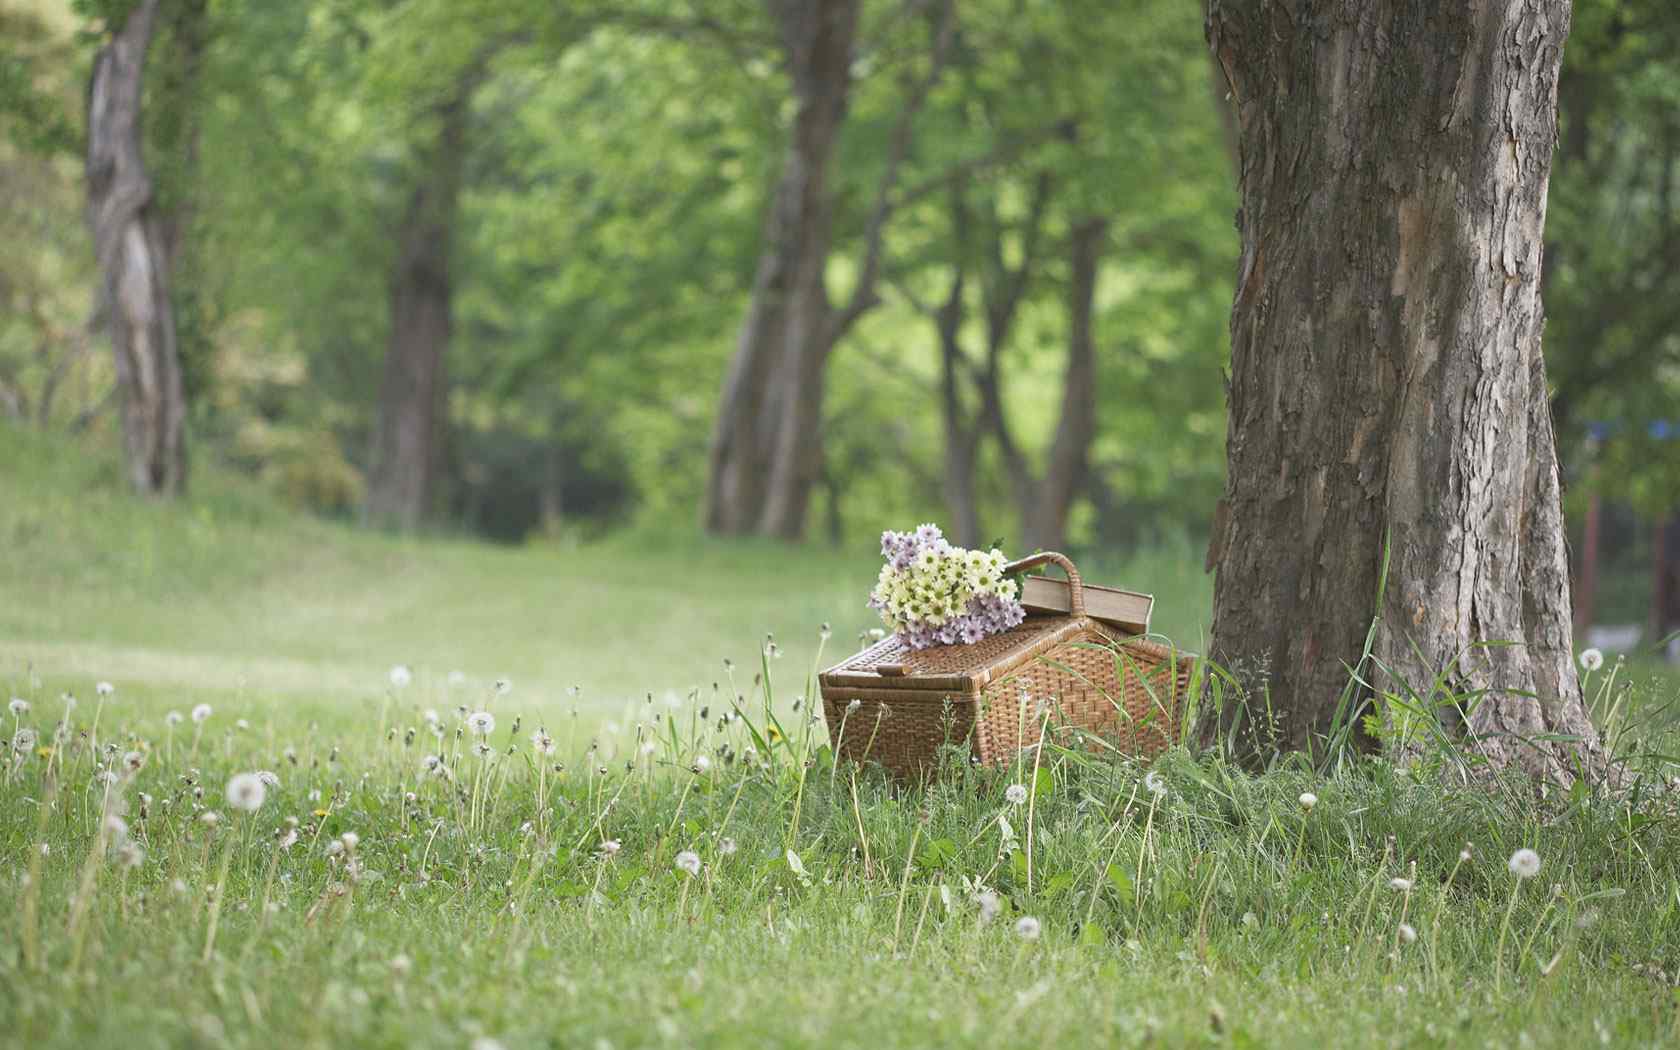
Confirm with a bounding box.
[818,552,1194,779]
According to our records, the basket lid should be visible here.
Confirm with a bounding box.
[819,615,1097,692]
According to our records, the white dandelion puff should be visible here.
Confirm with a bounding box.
[257,770,281,788]
[1005,783,1028,806]
[598,839,622,857]
[467,711,495,736]
[1144,771,1167,798]
[389,665,412,689]
[123,750,145,773]
[1015,915,1042,940]
[1508,848,1541,879]
[191,703,213,724]
[1579,648,1604,673]
[675,850,701,877]
[165,710,183,726]
[12,728,37,753]
[8,697,29,716]
[692,754,712,774]
[1298,792,1317,811]
[1389,877,1414,892]
[531,730,556,756]
[1397,922,1417,944]
[493,678,512,696]
[96,681,114,697]
[225,773,267,812]
[976,890,1001,923]
[340,831,359,851]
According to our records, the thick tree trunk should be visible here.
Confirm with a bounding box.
[1205,0,1607,782]
[705,0,856,537]
[365,90,471,528]
[1024,217,1105,553]
[86,0,186,497]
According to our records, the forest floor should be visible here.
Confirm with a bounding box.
[1,425,1678,1049]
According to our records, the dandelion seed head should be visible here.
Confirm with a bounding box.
[165,710,183,726]
[598,839,621,857]
[467,711,495,736]
[225,772,267,812]
[1015,915,1042,940]
[1144,771,1167,798]
[493,678,512,696]
[1299,792,1317,811]
[1579,648,1604,673]
[976,890,1001,923]
[692,755,712,774]
[1389,877,1414,892]
[1508,848,1541,879]
[200,810,220,827]
[96,681,114,697]
[1397,922,1417,944]
[8,697,28,716]
[675,850,701,877]
[340,831,359,851]
[191,704,213,724]
[123,750,145,773]
[1005,783,1028,805]
[531,730,556,756]
[388,665,412,689]
[12,728,37,753]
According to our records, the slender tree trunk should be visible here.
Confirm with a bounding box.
[935,268,983,548]
[705,0,856,537]
[365,90,471,528]
[1024,218,1105,553]
[1205,0,1607,782]
[86,0,186,497]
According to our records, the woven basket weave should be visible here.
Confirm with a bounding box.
[819,552,1194,779]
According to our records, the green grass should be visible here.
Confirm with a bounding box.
[2,424,1679,1049]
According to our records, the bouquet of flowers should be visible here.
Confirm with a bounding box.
[867,524,1026,650]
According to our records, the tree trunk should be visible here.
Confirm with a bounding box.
[86,0,186,497]
[365,89,471,528]
[1024,217,1105,553]
[936,266,983,548]
[1205,0,1607,782]
[705,0,856,537]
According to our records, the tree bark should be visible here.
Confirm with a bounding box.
[1025,217,1105,553]
[1205,0,1607,782]
[86,0,187,497]
[365,86,472,528]
[705,0,858,537]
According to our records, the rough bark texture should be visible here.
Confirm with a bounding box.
[86,0,186,497]
[365,88,471,528]
[705,0,858,537]
[1205,0,1607,782]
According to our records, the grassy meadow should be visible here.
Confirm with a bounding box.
[3,425,1679,1049]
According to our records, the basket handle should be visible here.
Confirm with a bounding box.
[1005,550,1086,617]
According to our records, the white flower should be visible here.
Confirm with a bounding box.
[191,703,212,724]
[1298,792,1317,811]
[1579,648,1604,672]
[165,710,183,726]
[8,697,29,716]
[96,681,114,697]
[257,770,281,788]
[1397,922,1417,944]
[1144,771,1167,798]
[1005,783,1028,806]
[225,773,267,812]
[1389,877,1414,892]
[531,730,556,756]
[340,831,359,850]
[388,665,412,689]
[123,750,145,773]
[845,698,861,714]
[12,728,37,753]
[423,709,441,727]
[1459,845,1473,863]
[976,890,1001,923]
[675,850,701,877]
[692,754,712,774]
[200,810,220,827]
[598,839,621,857]
[1508,848,1541,879]
[467,711,495,736]
[423,754,442,772]
[1014,915,1042,940]
[493,678,512,696]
